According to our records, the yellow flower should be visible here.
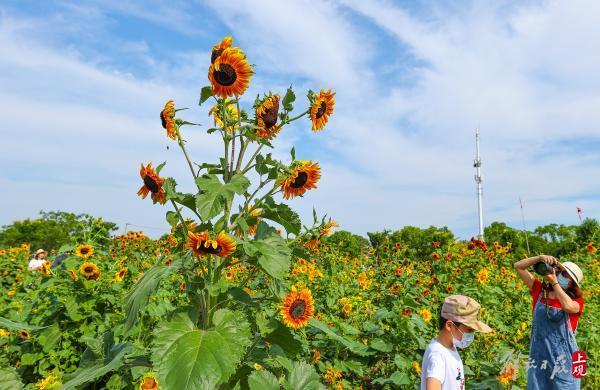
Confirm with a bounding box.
[36,373,62,390]
[253,363,264,371]
[418,309,432,323]
[521,321,527,331]
[139,372,158,390]
[0,329,10,337]
[75,244,94,259]
[476,268,490,284]
[279,286,314,329]
[412,361,421,375]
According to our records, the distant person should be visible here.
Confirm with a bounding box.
[514,255,584,389]
[28,249,47,271]
[421,295,492,390]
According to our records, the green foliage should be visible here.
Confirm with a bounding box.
[0,210,117,251]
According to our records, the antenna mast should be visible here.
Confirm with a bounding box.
[519,197,531,255]
[474,128,484,240]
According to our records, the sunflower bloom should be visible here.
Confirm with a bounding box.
[139,372,159,390]
[186,230,236,258]
[115,268,128,282]
[476,268,490,284]
[208,99,239,133]
[137,163,167,205]
[208,45,253,98]
[280,286,314,329]
[68,269,78,281]
[160,100,177,140]
[418,309,432,323]
[80,262,100,280]
[211,36,233,64]
[310,88,335,131]
[75,244,94,259]
[255,94,282,140]
[280,161,321,199]
[18,329,30,340]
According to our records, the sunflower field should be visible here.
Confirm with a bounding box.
[1,36,599,390]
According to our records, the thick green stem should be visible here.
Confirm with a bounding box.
[175,127,197,180]
[241,144,264,174]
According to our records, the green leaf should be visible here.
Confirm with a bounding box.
[372,371,410,386]
[166,211,179,227]
[264,322,302,356]
[0,317,46,331]
[199,86,213,106]
[249,235,291,279]
[38,323,61,353]
[195,174,250,220]
[286,361,324,390]
[21,353,43,366]
[153,309,252,390]
[0,367,23,390]
[369,338,392,352]
[248,370,280,390]
[261,197,301,235]
[62,344,130,390]
[282,87,296,112]
[308,319,373,357]
[125,259,183,331]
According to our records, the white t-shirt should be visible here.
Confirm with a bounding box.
[28,259,45,271]
[420,338,465,390]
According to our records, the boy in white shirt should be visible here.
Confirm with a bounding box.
[420,295,492,390]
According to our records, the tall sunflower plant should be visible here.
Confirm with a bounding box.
[67,36,337,389]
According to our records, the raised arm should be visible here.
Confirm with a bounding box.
[513,255,552,290]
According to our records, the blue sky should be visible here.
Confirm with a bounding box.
[1,0,599,239]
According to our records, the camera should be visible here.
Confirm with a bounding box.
[532,261,560,276]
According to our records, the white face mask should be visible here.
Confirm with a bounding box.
[451,322,475,349]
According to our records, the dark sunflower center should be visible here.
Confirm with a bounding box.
[143,175,160,193]
[84,266,94,273]
[290,171,308,188]
[290,299,307,319]
[214,64,237,86]
[160,111,167,128]
[200,241,222,255]
[262,104,279,128]
[211,49,223,64]
[80,248,89,255]
[316,102,327,118]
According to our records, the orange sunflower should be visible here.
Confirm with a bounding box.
[310,88,335,131]
[139,372,159,390]
[208,45,253,98]
[75,244,94,259]
[160,100,177,140]
[137,163,166,204]
[80,262,100,280]
[186,230,236,258]
[211,36,233,64]
[280,161,321,199]
[280,286,314,329]
[255,94,282,140]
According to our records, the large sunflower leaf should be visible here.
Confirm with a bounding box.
[152,309,251,390]
[61,340,130,390]
[0,317,46,331]
[309,319,373,357]
[125,257,185,332]
[195,174,250,220]
[246,234,291,279]
[285,361,324,390]
[248,370,280,390]
[261,197,301,235]
[0,367,23,390]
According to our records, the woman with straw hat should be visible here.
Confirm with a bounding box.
[28,249,47,271]
[514,255,584,389]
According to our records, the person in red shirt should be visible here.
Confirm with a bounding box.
[514,255,584,389]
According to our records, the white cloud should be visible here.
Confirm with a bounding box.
[1,1,599,239]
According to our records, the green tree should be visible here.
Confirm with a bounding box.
[0,211,117,251]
